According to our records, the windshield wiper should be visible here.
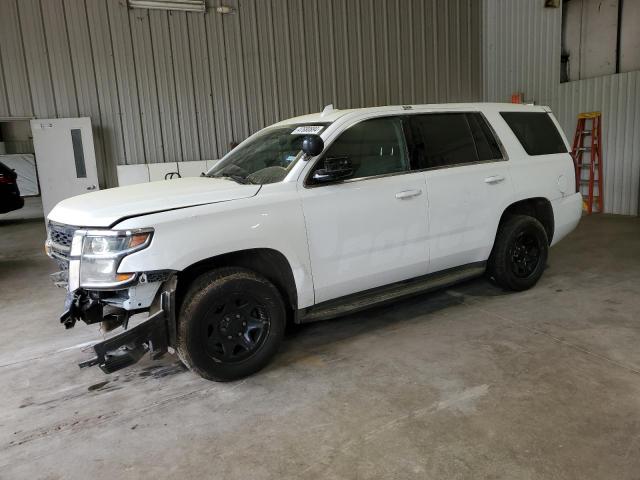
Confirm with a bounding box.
[211,173,253,185]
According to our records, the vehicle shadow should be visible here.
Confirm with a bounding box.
[278,275,511,359]
[0,216,44,227]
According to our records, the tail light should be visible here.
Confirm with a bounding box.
[0,174,16,185]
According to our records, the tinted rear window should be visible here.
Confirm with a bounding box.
[405,113,478,169]
[500,112,567,156]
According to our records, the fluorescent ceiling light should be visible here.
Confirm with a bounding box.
[128,0,206,12]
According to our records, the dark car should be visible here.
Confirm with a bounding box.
[0,161,24,214]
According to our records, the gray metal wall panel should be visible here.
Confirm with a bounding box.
[108,0,145,165]
[64,0,99,121]
[168,11,201,162]
[149,10,183,163]
[0,52,10,117]
[437,0,452,100]
[270,0,295,121]
[0,0,32,116]
[86,0,127,175]
[205,8,233,157]
[424,0,438,101]
[258,2,281,124]
[238,0,266,131]
[372,0,388,104]
[332,0,350,109]
[18,0,56,117]
[2,0,483,185]
[304,0,324,111]
[64,0,115,188]
[41,0,78,117]
[187,13,218,160]
[221,0,250,144]
[129,9,164,163]
[346,0,364,106]
[483,0,640,215]
[288,0,310,117]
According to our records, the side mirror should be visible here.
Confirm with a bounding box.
[312,156,354,183]
[302,135,324,156]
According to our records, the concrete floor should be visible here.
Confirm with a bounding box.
[1,208,639,480]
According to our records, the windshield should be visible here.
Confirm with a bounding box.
[206,124,328,185]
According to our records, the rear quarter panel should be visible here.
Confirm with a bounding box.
[485,109,576,208]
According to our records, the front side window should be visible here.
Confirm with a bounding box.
[405,113,478,169]
[500,112,567,156]
[207,123,328,184]
[308,117,408,184]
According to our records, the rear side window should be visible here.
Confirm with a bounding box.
[500,112,567,156]
[405,113,477,169]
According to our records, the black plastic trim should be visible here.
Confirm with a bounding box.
[296,261,487,323]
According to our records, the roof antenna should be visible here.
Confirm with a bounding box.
[321,104,335,118]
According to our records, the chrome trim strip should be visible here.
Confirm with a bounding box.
[49,241,70,253]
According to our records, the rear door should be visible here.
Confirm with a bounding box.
[405,112,512,273]
[31,117,99,216]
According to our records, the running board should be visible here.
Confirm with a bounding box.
[296,262,486,323]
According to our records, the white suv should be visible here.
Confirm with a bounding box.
[46,103,582,381]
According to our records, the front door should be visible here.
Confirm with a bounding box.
[300,116,430,304]
[31,117,99,216]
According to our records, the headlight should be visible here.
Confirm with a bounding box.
[70,229,153,289]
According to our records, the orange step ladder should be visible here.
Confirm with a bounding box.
[571,112,603,214]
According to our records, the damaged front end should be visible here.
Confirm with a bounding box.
[47,221,177,374]
[73,286,176,373]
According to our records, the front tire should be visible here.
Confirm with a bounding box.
[488,215,549,291]
[177,267,286,381]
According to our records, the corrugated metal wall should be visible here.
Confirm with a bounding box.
[0,0,483,188]
[482,0,640,216]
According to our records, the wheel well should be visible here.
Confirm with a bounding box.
[499,198,554,244]
[175,248,298,315]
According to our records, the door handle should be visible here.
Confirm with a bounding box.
[86,185,97,190]
[395,189,422,199]
[484,175,505,184]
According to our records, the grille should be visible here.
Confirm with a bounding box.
[48,222,76,248]
[47,222,78,267]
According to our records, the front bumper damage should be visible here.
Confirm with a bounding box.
[78,289,176,373]
[59,278,177,374]
[46,221,178,374]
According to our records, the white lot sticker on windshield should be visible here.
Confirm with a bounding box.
[291,125,324,135]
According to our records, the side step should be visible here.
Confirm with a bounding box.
[297,262,486,323]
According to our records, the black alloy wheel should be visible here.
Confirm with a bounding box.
[488,214,549,291]
[202,292,271,363]
[509,230,542,278]
[177,267,286,381]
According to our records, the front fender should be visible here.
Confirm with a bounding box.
[114,184,315,308]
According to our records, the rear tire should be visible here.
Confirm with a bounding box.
[488,215,549,291]
[177,267,286,381]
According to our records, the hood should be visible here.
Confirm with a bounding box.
[47,177,261,227]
